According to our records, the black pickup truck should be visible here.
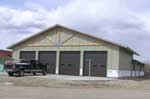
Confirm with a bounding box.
[4,60,47,77]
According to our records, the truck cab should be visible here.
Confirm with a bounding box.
[4,60,47,77]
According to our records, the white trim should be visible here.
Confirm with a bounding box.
[107,70,145,77]
[131,71,136,77]
[35,51,39,60]
[79,51,84,76]
[136,71,139,76]
[119,70,131,77]
[55,51,60,74]
[107,70,119,77]
[80,68,83,76]
[140,71,144,76]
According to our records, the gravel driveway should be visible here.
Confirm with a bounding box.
[1,85,150,99]
[1,75,150,99]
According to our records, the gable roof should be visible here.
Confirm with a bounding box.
[7,24,139,55]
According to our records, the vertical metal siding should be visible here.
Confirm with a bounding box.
[20,51,36,60]
[38,51,56,74]
[83,51,107,77]
[59,51,80,76]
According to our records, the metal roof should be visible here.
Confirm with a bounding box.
[7,24,139,55]
[132,59,145,66]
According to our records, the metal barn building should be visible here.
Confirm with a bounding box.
[7,25,144,77]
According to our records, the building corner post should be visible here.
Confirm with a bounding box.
[56,51,60,74]
[35,51,39,60]
[80,51,84,76]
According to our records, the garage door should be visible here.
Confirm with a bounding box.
[83,51,107,77]
[59,51,80,76]
[20,51,36,61]
[39,51,56,74]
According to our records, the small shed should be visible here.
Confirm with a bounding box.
[131,59,145,77]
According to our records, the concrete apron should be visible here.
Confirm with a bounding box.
[0,72,7,75]
[37,74,113,81]
[0,73,113,81]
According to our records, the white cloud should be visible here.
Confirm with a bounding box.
[0,0,150,61]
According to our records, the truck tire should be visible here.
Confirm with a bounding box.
[8,72,13,76]
[42,71,47,75]
[33,72,36,75]
[19,70,24,77]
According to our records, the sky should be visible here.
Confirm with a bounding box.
[0,0,150,62]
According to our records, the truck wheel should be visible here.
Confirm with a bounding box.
[33,72,36,75]
[19,70,24,77]
[8,72,13,76]
[42,71,47,75]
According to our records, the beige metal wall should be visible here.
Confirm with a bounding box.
[12,44,120,71]
[119,48,133,71]
[12,27,121,71]
[9,26,137,77]
[11,27,142,77]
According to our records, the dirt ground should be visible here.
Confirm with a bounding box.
[1,75,150,99]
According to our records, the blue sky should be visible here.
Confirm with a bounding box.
[0,0,150,61]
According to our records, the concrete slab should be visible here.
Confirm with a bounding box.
[0,73,113,81]
[0,72,7,75]
[36,74,113,81]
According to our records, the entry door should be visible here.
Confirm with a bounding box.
[20,51,36,61]
[83,51,107,77]
[39,51,56,74]
[59,51,80,76]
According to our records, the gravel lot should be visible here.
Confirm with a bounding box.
[1,75,150,99]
